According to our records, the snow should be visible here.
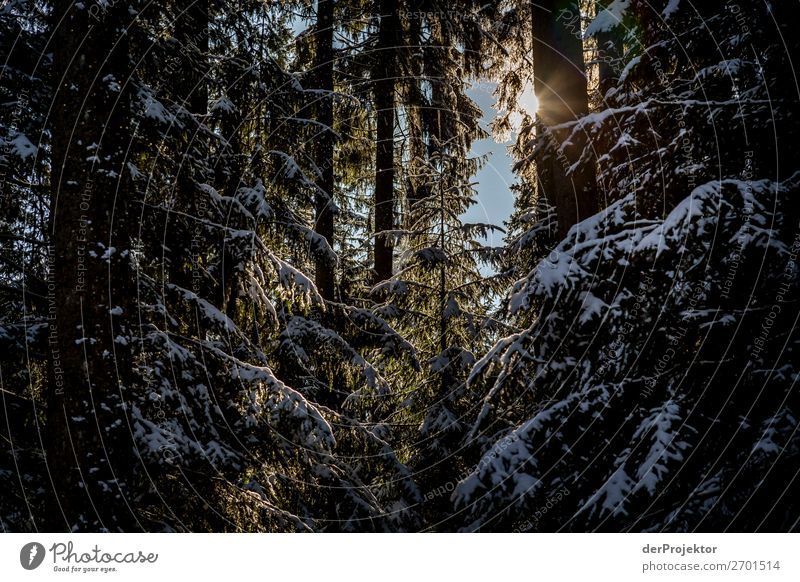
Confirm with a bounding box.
[610,131,640,153]
[585,0,630,37]
[579,291,608,324]
[512,473,542,499]
[102,74,121,92]
[273,257,323,304]
[9,134,37,160]
[579,467,634,517]
[632,401,690,495]
[636,182,719,256]
[229,358,336,449]
[127,162,144,180]
[453,431,539,507]
[414,247,447,264]
[467,332,524,387]
[171,285,237,332]
[203,439,236,465]
[619,55,641,83]
[752,409,797,456]
[695,59,745,82]
[210,96,236,114]
[509,249,579,312]
[147,330,191,363]
[270,150,310,184]
[553,101,651,134]
[142,95,179,126]
[662,0,681,18]
[296,224,336,260]
[282,317,388,392]
[236,180,272,219]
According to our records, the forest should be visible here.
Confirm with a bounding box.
[0,0,798,532]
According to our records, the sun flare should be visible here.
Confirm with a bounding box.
[518,84,540,116]
[509,83,540,133]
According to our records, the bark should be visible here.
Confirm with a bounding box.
[175,0,209,116]
[373,0,399,284]
[314,0,336,300]
[47,1,138,531]
[532,0,598,237]
[172,1,210,296]
[595,1,623,100]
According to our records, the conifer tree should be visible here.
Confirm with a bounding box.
[2,0,798,534]
[370,3,500,528]
[312,0,337,300]
[0,0,52,531]
[372,0,401,284]
[456,0,800,532]
[531,0,597,237]
[48,0,140,530]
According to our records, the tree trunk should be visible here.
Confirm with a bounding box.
[47,2,138,531]
[532,0,598,237]
[314,0,336,300]
[595,1,623,100]
[176,1,208,116]
[373,0,399,284]
[172,0,210,296]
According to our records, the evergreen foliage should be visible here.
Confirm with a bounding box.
[0,0,797,532]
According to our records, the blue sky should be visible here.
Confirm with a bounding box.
[463,82,517,249]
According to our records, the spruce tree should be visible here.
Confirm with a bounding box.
[48,0,140,531]
[456,0,800,532]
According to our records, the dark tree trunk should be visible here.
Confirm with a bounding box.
[222,105,244,321]
[595,1,623,100]
[314,0,336,300]
[404,14,426,218]
[373,0,399,285]
[172,1,210,296]
[532,0,598,237]
[47,2,138,531]
[175,0,209,116]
